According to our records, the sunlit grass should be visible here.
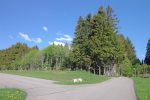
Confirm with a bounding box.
[1,70,109,85]
[0,88,26,100]
[133,77,150,100]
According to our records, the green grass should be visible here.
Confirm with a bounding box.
[0,88,27,100]
[133,77,150,100]
[1,70,109,85]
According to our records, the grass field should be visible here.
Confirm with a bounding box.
[0,88,26,100]
[133,77,150,100]
[1,70,109,85]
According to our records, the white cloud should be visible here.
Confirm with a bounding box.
[48,33,72,47]
[48,41,65,46]
[19,32,31,41]
[19,32,42,43]
[43,26,48,32]
[56,34,73,42]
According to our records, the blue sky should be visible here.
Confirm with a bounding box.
[0,0,150,60]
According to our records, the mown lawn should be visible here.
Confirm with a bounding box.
[0,88,26,100]
[133,77,150,100]
[1,70,109,85]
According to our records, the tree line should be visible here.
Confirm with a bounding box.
[0,5,149,77]
[0,42,71,71]
[70,6,140,76]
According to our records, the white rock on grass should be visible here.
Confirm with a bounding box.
[73,78,83,83]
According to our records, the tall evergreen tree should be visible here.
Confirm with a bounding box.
[88,6,121,75]
[71,16,90,70]
[125,37,137,65]
[145,39,150,65]
[116,35,137,65]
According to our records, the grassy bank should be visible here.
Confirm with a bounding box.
[133,77,150,100]
[1,70,109,85]
[0,88,26,100]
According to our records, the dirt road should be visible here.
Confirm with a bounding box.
[0,73,137,100]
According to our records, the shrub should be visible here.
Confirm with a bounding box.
[120,57,133,77]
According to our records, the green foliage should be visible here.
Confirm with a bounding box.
[71,16,91,70]
[147,65,150,73]
[4,44,71,70]
[43,44,71,70]
[90,6,120,65]
[0,42,30,70]
[116,35,126,61]
[125,38,137,65]
[116,34,138,76]
[71,6,127,76]
[134,63,143,76]
[142,65,150,74]
[0,88,26,100]
[19,49,42,70]
[120,57,133,77]
[116,34,137,65]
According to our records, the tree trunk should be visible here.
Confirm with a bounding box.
[55,57,57,70]
[87,66,90,72]
[99,67,101,75]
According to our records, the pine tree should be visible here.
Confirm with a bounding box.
[125,37,137,65]
[88,6,121,75]
[71,16,90,70]
[145,39,150,65]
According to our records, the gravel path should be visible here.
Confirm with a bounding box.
[0,73,137,100]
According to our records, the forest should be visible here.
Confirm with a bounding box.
[0,6,150,77]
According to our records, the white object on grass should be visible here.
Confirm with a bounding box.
[73,79,78,83]
[78,78,83,82]
[73,78,83,83]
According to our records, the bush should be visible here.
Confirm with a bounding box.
[134,63,143,76]
[147,65,150,73]
[0,65,7,70]
[120,57,133,77]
